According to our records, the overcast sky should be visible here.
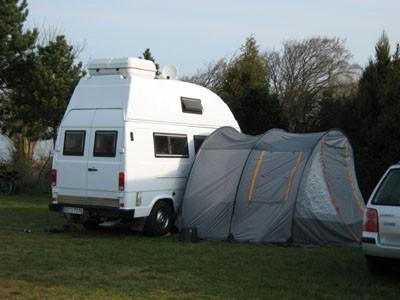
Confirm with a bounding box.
[27,0,400,76]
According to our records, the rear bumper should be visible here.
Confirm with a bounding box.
[362,233,400,259]
[49,203,134,222]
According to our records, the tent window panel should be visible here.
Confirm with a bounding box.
[181,97,203,114]
[63,130,85,156]
[154,133,189,158]
[194,135,207,154]
[249,152,300,204]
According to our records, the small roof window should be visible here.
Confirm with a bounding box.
[181,97,203,114]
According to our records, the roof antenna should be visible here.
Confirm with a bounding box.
[161,64,178,80]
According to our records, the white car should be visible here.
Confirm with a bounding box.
[362,164,400,273]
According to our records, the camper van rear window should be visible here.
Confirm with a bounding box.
[181,97,203,114]
[63,131,85,156]
[93,131,118,157]
[153,133,189,158]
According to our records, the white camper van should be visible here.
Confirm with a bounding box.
[49,57,239,235]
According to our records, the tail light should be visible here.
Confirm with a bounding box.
[118,172,125,191]
[51,169,57,187]
[363,208,379,232]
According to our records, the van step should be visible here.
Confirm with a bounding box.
[99,221,119,227]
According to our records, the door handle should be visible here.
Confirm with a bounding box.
[88,168,98,172]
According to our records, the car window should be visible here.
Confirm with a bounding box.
[63,131,85,156]
[372,169,400,206]
[93,131,118,157]
[153,133,189,158]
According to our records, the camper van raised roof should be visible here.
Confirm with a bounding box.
[50,57,240,237]
[88,57,157,78]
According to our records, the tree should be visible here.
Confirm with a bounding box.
[34,35,84,142]
[0,0,38,162]
[219,36,285,134]
[352,33,400,197]
[268,37,360,132]
[181,58,228,93]
[142,48,160,75]
[0,0,37,94]
[0,1,85,162]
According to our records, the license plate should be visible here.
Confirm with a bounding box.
[63,206,83,215]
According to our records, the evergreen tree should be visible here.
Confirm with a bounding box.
[0,0,37,93]
[142,48,160,74]
[353,32,400,196]
[0,1,85,161]
[219,36,285,134]
[33,35,84,142]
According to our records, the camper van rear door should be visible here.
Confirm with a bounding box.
[56,109,96,197]
[86,109,123,199]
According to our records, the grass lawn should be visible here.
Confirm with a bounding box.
[0,194,399,300]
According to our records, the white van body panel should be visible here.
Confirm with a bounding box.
[51,57,239,224]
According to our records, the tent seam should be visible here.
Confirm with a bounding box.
[344,143,364,212]
[320,138,361,243]
[227,128,278,240]
[284,152,305,203]
[289,130,329,243]
[248,150,266,201]
[179,126,237,229]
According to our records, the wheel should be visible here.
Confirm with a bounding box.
[144,201,174,236]
[0,181,12,196]
[366,256,389,275]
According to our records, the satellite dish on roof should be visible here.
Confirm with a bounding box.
[161,64,178,80]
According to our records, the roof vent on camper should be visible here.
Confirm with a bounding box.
[87,57,157,79]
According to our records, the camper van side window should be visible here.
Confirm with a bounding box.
[63,131,85,156]
[181,97,203,114]
[93,131,118,157]
[153,133,189,158]
[194,135,207,154]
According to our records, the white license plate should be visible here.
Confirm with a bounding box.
[63,206,84,215]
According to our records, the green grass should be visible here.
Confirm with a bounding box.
[0,195,399,300]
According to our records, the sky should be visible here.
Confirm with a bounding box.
[26,0,400,76]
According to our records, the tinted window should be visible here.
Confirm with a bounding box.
[372,169,400,206]
[94,131,117,157]
[154,133,189,158]
[154,135,169,155]
[181,97,203,114]
[194,135,207,153]
[63,131,85,156]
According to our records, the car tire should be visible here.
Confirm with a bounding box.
[144,201,174,236]
[366,255,389,275]
[0,181,12,196]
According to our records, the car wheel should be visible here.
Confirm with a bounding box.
[144,201,174,236]
[366,255,389,275]
[0,181,12,196]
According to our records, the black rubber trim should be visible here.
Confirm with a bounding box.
[362,237,376,244]
[48,203,134,221]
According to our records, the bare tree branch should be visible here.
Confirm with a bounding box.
[267,37,361,131]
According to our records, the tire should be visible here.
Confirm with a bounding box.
[366,256,389,275]
[0,181,12,196]
[144,201,174,236]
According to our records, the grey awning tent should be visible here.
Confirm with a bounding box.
[180,127,365,245]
